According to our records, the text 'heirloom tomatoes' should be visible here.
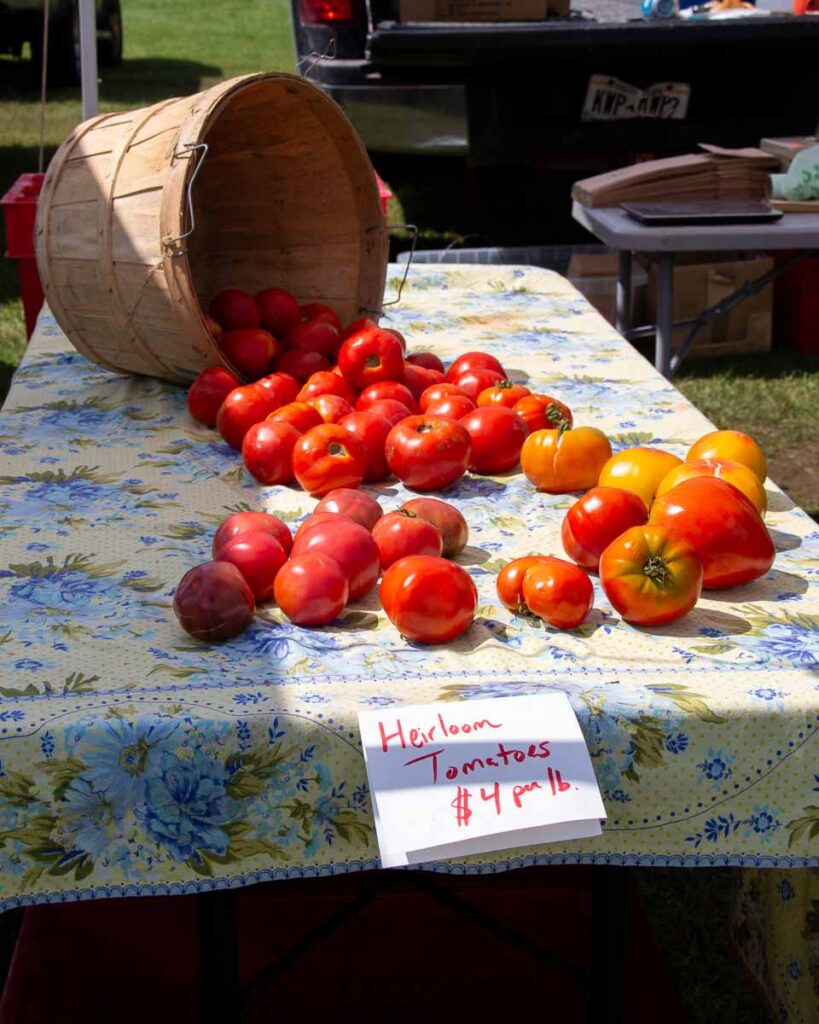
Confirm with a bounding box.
[386,416,471,491]
[380,556,477,644]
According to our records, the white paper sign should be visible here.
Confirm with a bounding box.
[358,693,606,868]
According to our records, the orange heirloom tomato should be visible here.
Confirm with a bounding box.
[656,458,767,515]
[513,394,573,434]
[477,380,530,408]
[599,526,703,626]
[687,429,767,483]
[598,447,682,509]
[521,426,612,494]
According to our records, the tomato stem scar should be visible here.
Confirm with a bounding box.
[643,555,670,584]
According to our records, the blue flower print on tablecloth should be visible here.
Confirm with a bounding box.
[697,748,735,787]
[79,718,180,806]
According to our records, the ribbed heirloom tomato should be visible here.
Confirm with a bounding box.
[460,406,528,474]
[380,556,477,644]
[496,555,556,613]
[400,497,468,556]
[521,558,594,630]
[521,425,612,494]
[187,366,240,427]
[292,423,368,496]
[372,511,443,569]
[561,486,648,571]
[385,416,472,491]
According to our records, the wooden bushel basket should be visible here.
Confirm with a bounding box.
[35,73,390,384]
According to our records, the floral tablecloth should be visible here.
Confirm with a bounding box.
[0,266,816,1018]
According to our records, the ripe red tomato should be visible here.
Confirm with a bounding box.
[210,289,260,331]
[338,411,392,482]
[402,363,441,402]
[419,383,470,412]
[297,371,356,405]
[283,320,340,358]
[267,401,323,434]
[216,384,279,449]
[213,511,292,557]
[273,553,349,626]
[460,406,528,474]
[648,477,775,589]
[187,366,240,427]
[400,497,468,557]
[340,317,377,341]
[446,351,506,382]
[220,328,278,381]
[308,394,355,424]
[477,381,530,409]
[599,525,703,626]
[372,510,443,569]
[513,394,573,434]
[356,381,418,415]
[293,511,351,543]
[174,561,255,641]
[385,416,472,491]
[496,556,554,613]
[424,395,475,420]
[241,420,301,485]
[407,352,445,374]
[380,556,477,644]
[454,368,506,401]
[215,531,288,602]
[275,349,330,383]
[255,287,299,336]
[363,399,413,427]
[521,558,594,630]
[291,517,380,600]
[257,372,299,406]
[315,487,383,530]
[382,327,407,352]
[292,423,368,496]
[562,486,649,572]
[299,302,342,333]
[338,327,404,389]
[203,314,223,341]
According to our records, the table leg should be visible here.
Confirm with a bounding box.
[199,889,239,1024]
[656,254,674,378]
[590,865,629,1024]
[616,252,632,335]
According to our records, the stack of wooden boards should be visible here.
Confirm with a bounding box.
[571,145,779,209]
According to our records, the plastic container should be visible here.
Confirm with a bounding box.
[1,173,46,338]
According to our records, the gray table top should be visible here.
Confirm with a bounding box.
[572,201,819,252]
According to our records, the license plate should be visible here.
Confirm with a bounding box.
[581,75,691,122]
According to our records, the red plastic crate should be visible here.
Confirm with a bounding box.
[1,173,46,339]
[773,251,819,356]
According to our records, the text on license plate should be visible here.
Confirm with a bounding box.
[581,75,691,122]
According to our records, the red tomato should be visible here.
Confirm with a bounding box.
[215,531,288,602]
[338,327,404,389]
[273,553,349,626]
[372,511,443,569]
[339,411,392,482]
[402,363,441,403]
[308,394,355,424]
[382,327,407,352]
[385,416,472,491]
[292,423,368,496]
[291,517,380,600]
[267,401,323,434]
[299,302,342,333]
[648,477,775,589]
[521,558,594,630]
[297,371,356,405]
[255,287,299,336]
[446,351,506,382]
[460,406,528,474]
[513,394,573,434]
[561,486,649,572]
[419,382,470,412]
[220,328,278,381]
[210,289,260,331]
[257,372,299,406]
[363,399,413,427]
[187,366,240,427]
[340,317,377,341]
[216,384,279,450]
[315,487,383,530]
[496,556,554,613]
[599,525,703,626]
[203,314,223,341]
[356,381,419,414]
[400,497,468,557]
[454,368,506,401]
[407,352,445,374]
[241,420,301,485]
[275,349,330,383]
[380,556,477,644]
[213,511,292,558]
[477,381,530,409]
[293,511,352,543]
[424,395,475,420]
[283,320,340,358]
[174,561,255,641]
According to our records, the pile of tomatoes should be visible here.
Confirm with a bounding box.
[174,490,480,645]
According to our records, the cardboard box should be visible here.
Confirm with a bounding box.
[646,256,773,357]
[567,251,647,325]
[399,0,551,22]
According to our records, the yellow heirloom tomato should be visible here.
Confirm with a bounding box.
[656,458,767,515]
[598,447,682,509]
[687,429,767,483]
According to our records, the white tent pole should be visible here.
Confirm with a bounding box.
[78,0,98,120]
